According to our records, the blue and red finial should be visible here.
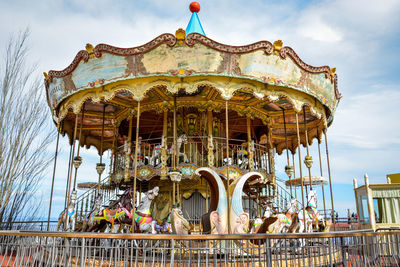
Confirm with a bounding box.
[186,2,205,36]
[189,2,200,13]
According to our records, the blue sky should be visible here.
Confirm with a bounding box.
[0,0,399,218]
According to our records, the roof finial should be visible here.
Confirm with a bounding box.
[186,2,206,36]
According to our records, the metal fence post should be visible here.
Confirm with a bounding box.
[171,238,175,266]
[80,237,85,267]
[341,236,347,267]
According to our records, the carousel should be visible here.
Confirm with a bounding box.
[46,2,340,243]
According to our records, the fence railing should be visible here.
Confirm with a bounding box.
[112,136,274,172]
[0,221,58,231]
[0,230,399,266]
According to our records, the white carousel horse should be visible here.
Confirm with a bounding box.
[305,190,327,232]
[176,134,188,163]
[57,190,77,232]
[134,186,159,234]
[81,194,103,232]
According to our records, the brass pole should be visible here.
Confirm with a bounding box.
[205,181,209,213]
[64,142,73,210]
[283,109,292,196]
[324,128,336,228]
[225,100,230,233]
[317,128,328,222]
[73,103,85,190]
[48,122,61,230]
[132,101,141,231]
[207,109,214,168]
[98,104,106,193]
[66,114,79,214]
[173,96,177,169]
[110,124,117,183]
[124,114,133,182]
[292,152,297,199]
[173,97,177,205]
[161,110,168,179]
[247,117,253,171]
[303,107,313,191]
[295,112,307,224]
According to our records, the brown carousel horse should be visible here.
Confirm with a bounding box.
[86,188,135,232]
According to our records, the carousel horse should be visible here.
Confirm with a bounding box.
[87,189,134,232]
[170,205,191,235]
[255,199,299,235]
[150,136,166,167]
[57,190,77,232]
[133,186,159,234]
[176,134,188,163]
[305,190,328,232]
[81,194,103,232]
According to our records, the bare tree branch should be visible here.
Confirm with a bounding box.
[0,29,55,224]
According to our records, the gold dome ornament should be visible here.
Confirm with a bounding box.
[73,156,82,169]
[96,163,106,175]
[285,165,294,178]
[304,156,313,169]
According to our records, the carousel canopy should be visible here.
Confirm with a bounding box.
[285,176,328,187]
[44,4,340,155]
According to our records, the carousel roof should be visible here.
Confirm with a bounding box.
[44,3,341,154]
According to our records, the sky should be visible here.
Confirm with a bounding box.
[0,0,399,219]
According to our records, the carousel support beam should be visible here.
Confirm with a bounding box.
[124,112,134,182]
[97,104,106,194]
[283,109,293,197]
[247,117,254,171]
[207,109,214,168]
[66,114,79,228]
[173,96,177,168]
[64,138,73,210]
[225,100,231,233]
[317,128,328,222]
[110,123,118,184]
[132,101,141,232]
[47,122,61,231]
[303,107,313,191]
[161,110,168,179]
[292,152,297,199]
[73,104,85,191]
[324,129,336,228]
[295,112,307,225]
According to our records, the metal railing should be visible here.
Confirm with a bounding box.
[0,221,58,231]
[0,230,399,266]
[112,136,273,173]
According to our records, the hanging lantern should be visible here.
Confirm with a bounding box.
[73,156,82,169]
[304,156,313,168]
[96,163,106,175]
[285,165,294,178]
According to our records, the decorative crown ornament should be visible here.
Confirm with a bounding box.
[96,163,106,175]
[285,165,294,178]
[73,156,82,169]
[304,156,313,169]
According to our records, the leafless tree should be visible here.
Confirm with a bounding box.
[0,30,55,225]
